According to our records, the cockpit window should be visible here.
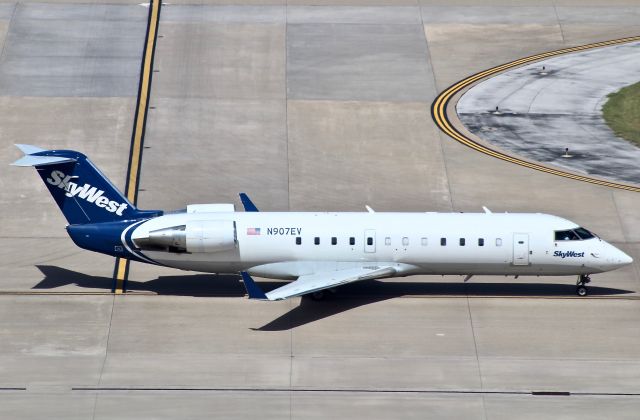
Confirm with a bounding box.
[574,227,595,240]
[555,230,580,241]
[554,228,595,241]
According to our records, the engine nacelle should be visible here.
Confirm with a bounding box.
[136,220,237,253]
[186,220,236,253]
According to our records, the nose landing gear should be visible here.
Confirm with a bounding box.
[576,275,591,296]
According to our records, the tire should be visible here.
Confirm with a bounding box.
[311,291,325,301]
[576,286,588,297]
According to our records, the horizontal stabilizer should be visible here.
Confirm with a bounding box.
[11,155,76,167]
[264,266,396,301]
[15,144,46,155]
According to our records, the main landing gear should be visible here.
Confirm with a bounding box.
[576,275,591,297]
[311,291,326,301]
[309,288,338,301]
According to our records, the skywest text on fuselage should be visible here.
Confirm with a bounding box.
[554,250,586,258]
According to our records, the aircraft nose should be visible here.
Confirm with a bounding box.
[619,250,633,265]
[607,246,633,269]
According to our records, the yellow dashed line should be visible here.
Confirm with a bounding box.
[113,0,161,294]
[114,258,128,295]
[431,36,640,193]
[126,1,160,202]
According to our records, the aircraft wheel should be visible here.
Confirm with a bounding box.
[311,291,325,301]
[576,286,588,297]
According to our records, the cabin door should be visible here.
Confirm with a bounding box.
[513,233,530,265]
[364,230,376,253]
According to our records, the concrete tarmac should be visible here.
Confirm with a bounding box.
[1,1,640,419]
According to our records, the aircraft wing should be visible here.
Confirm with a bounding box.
[242,266,397,301]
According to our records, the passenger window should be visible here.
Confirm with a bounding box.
[421,237,428,246]
[385,237,391,246]
[459,238,465,246]
[496,238,502,246]
[440,238,446,246]
[331,237,337,245]
[314,237,320,245]
[367,237,374,246]
[478,238,484,246]
[296,237,301,245]
[349,237,355,246]
[402,237,409,246]
[554,230,579,241]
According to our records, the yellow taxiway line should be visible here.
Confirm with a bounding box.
[113,0,162,294]
[431,36,640,193]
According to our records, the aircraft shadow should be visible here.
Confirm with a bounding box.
[254,280,634,331]
[33,265,284,297]
[33,265,633,330]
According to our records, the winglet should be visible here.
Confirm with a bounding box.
[239,193,259,212]
[241,272,268,300]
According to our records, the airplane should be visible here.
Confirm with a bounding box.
[12,144,633,300]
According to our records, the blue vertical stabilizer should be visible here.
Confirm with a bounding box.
[12,145,162,225]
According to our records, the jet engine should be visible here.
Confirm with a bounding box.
[135,220,237,253]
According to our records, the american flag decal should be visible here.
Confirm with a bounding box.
[247,227,261,235]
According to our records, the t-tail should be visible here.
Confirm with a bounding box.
[11,145,162,262]
[12,144,161,224]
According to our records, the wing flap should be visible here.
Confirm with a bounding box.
[265,266,396,301]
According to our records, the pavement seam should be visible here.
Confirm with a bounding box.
[419,8,454,211]
[92,293,116,420]
[289,299,294,420]
[0,292,636,299]
[611,191,633,245]
[285,2,291,214]
[465,297,488,420]
[70,387,640,397]
[553,5,566,44]
[286,8,293,420]
[610,190,640,292]
[17,250,83,268]
[0,2,17,65]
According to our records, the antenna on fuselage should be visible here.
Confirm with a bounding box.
[482,206,492,214]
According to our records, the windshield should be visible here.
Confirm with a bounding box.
[554,227,596,241]
[573,227,595,239]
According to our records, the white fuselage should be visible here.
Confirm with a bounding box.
[129,211,631,280]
